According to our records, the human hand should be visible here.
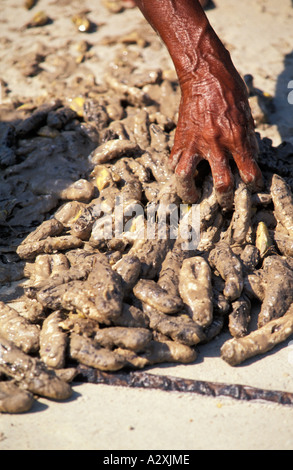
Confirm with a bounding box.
[169,51,263,209]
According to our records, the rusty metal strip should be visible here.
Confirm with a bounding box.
[75,365,293,406]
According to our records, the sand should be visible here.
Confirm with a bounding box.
[0,0,293,451]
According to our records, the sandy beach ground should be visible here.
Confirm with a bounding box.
[0,0,293,450]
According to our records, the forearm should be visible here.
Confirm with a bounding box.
[135,0,231,86]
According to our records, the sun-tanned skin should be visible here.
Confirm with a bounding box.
[134,0,263,208]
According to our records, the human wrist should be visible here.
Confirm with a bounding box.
[177,31,236,92]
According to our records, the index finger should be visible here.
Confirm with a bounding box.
[174,150,202,203]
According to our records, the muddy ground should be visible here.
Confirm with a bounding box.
[0,0,293,450]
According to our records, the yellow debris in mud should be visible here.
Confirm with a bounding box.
[255,221,274,257]
[95,167,113,191]
[29,11,50,27]
[68,96,85,117]
[71,15,91,33]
